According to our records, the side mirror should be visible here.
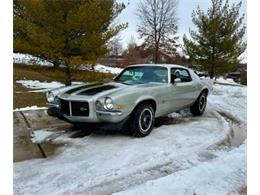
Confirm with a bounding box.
[173,78,181,84]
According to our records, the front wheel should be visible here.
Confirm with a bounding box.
[129,103,155,137]
[190,92,207,116]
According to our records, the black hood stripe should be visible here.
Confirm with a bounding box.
[65,83,103,94]
[78,85,118,96]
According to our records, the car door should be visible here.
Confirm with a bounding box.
[167,68,198,112]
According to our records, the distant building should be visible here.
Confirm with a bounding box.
[227,63,247,84]
[97,55,126,67]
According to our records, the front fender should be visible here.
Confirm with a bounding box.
[135,95,157,108]
[127,95,157,115]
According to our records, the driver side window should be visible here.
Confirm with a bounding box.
[171,68,192,83]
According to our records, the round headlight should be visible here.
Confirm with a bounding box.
[46,91,55,102]
[104,97,114,110]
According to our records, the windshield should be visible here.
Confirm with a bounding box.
[114,66,168,85]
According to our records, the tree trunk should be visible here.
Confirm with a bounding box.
[91,60,96,71]
[209,64,215,79]
[154,44,159,64]
[65,64,72,86]
[52,59,60,69]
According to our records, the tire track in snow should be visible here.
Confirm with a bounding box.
[73,110,246,195]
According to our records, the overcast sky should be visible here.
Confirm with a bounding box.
[116,0,247,52]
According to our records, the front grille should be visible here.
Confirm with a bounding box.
[59,98,89,117]
[60,99,70,115]
[71,101,89,116]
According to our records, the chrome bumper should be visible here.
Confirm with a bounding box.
[96,110,122,116]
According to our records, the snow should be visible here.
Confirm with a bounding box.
[14,53,122,74]
[215,76,240,85]
[13,106,47,112]
[79,64,123,74]
[210,84,247,123]
[16,80,83,92]
[31,129,56,143]
[31,129,66,144]
[94,64,122,74]
[16,80,64,92]
[114,144,246,195]
[13,84,246,195]
[13,53,53,66]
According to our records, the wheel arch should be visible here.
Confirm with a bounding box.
[201,88,209,96]
[133,98,157,113]
[191,87,209,106]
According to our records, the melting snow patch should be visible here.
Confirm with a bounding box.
[13,53,53,66]
[79,64,123,74]
[16,80,64,91]
[95,64,122,74]
[16,80,84,92]
[31,129,57,143]
[13,106,47,112]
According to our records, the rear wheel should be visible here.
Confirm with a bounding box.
[128,103,155,137]
[190,91,207,116]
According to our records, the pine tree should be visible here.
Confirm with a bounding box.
[14,0,127,84]
[183,0,246,78]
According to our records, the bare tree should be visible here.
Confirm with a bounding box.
[136,0,179,64]
[107,35,123,56]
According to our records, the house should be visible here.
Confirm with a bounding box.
[227,63,247,84]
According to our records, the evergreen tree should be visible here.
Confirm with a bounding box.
[14,0,127,84]
[183,0,246,78]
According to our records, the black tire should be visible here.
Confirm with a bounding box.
[190,91,207,116]
[128,103,155,137]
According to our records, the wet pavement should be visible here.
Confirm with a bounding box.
[13,109,71,162]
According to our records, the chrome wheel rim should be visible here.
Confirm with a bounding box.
[199,95,206,112]
[139,108,153,133]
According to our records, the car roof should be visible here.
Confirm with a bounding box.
[127,64,189,69]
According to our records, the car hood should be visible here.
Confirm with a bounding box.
[58,82,166,99]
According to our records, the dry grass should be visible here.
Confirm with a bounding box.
[13,64,114,108]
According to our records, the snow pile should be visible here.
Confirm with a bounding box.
[114,144,246,195]
[213,84,247,97]
[95,64,122,74]
[210,84,247,123]
[13,106,47,112]
[16,80,83,92]
[79,64,123,74]
[13,53,53,66]
[215,76,240,85]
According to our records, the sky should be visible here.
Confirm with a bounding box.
[115,0,247,60]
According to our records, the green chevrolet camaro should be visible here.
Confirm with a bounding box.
[46,64,212,137]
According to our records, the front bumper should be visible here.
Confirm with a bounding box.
[47,102,125,124]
